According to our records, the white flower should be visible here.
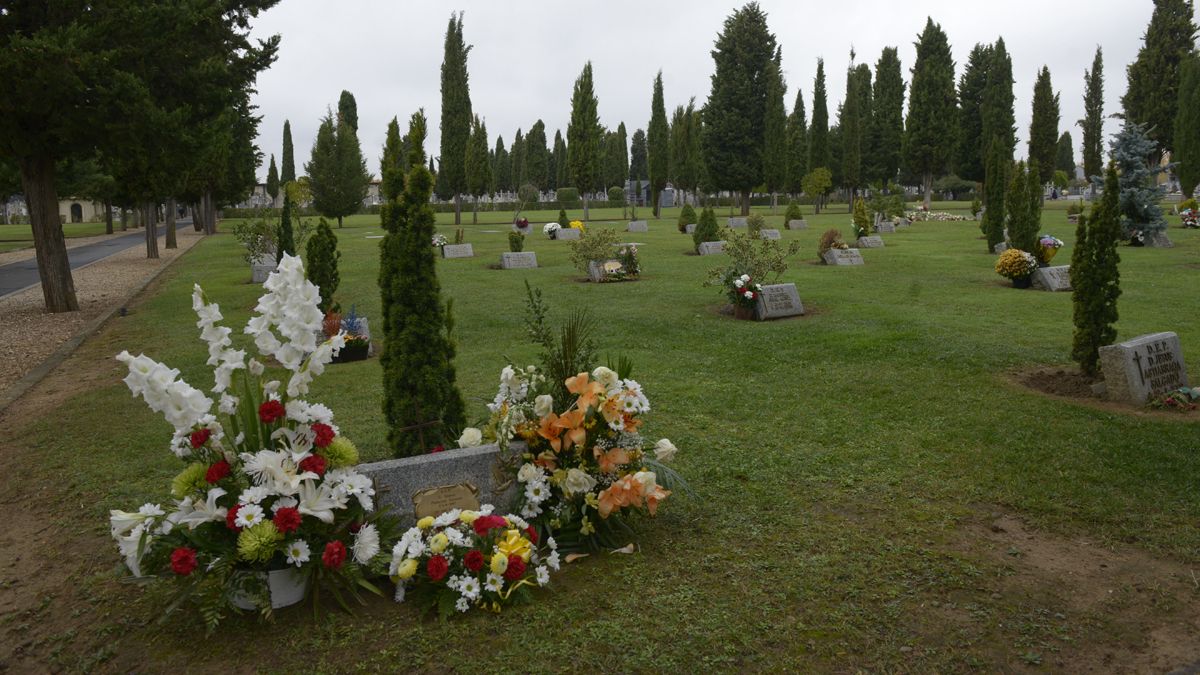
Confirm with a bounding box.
[353,524,381,564]
[546,550,561,571]
[517,463,543,484]
[115,352,212,433]
[234,503,266,528]
[520,502,542,519]
[394,583,406,603]
[457,427,483,448]
[743,290,754,300]
[109,503,164,539]
[739,274,750,282]
[563,468,597,496]
[485,572,503,593]
[459,576,482,600]
[238,486,271,505]
[218,393,239,415]
[524,480,550,504]
[433,509,462,528]
[325,468,374,511]
[547,536,558,551]
[591,366,619,391]
[536,566,550,586]
[116,525,150,576]
[455,597,471,613]
[285,539,311,566]
[248,359,265,376]
[534,394,554,418]
[174,488,228,530]
[654,438,678,463]
[632,471,658,497]
[296,480,339,523]
[733,278,744,288]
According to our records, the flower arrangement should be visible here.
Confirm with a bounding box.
[817,228,849,261]
[110,255,393,630]
[724,272,762,309]
[995,248,1039,282]
[513,217,531,235]
[615,244,640,278]
[387,506,556,617]
[465,363,683,551]
[568,219,585,232]
[1037,234,1064,264]
[1181,208,1198,229]
[432,233,448,247]
[1148,386,1200,411]
[905,210,970,222]
[324,305,370,363]
[543,223,560,239]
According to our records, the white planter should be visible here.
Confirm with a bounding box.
[231,568,308,610]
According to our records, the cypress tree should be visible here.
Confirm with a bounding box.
[1079,48,1104,181]
[379,110,466,457]
[276,190,295,263]
[1028,66,1061,186]
[839,56,868,201]
[1006,161,1040,254]
[553,130,569,191]
[981,38,1016,165]
[903,18,957,209]
[982,137,1008,252]
[337,90,358,132]
[763,54,788,211]
[670,105,691,201]
[510,129,526,190]
[868,46,905,184]
[524,119,548,190]
[381,116,404,202]
[702,3,777,216]
[281,120,295,184]
[493,136,510,193]
[1174,52,1200,198]
[265,154,279,204]
[629,128,648,182]
[786,89,808,195]
[567,62,602,220]
[1122,0,1199,156]
[1056,131,1076,175]
[307,110,371,228]
[692,205,720,250]
[439,12,473,225]
[648,71,670,218]
[955,43,993,184]
[1070,164,1122,376]
[605,127,627,191]
[305,217,340,314]
[808,58,830,174]
[464,114,492,223]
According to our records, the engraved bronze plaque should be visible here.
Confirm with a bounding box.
[412,482,481,520]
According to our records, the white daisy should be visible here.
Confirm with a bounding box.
[525,480,549,504]
[285,539,310,566]
[455,597,470,613]
[459,576,482,600]
[536,566,550,586]
[546,551,561,571]
[234,503,265,528]
[238,486,270,505]
[485,573,503,593]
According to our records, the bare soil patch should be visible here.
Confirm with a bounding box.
[1007,366,1199,421]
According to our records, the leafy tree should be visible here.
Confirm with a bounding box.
[1122,0,1198,156]
[1079,48,1104,181]
[903,18,957,209]
[493,136,510,193]
[306,110,370,227]
[380,116,405,202]
[763,55,789,211]
[524,119,549,190]
[553,130,569,191]
[337,90,358,132]
[439,12,473,225]
[282,119,295,183]
[276,190,295,263]
[1174,52,1200,198]
[868,46,905,184]
[1111,120,1169,239]
[955,43,993,183]
[568,62,603,220]
[808,59,831,177]
[1028,66,1060,186]
[379,110,466,457]
[982,39,1016,164]
[692,206,721,250]
[1071,164,1122,376]
[1056,132,1077,175]
[464,114,492,223]
[702,2,777,215]
[982,137,1008,252]
[510,129,526,191]
[1006,160,1042,254]
[266,155,279,204]
[802,167,832,213]
[648,71,670,217]
[305,217,340,313]
[786,89,808,195]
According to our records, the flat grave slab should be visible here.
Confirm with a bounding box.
[755,283,804,319]
[697,241,726,255]
[441,243,474,259]
[1031,265,1071,291]
[822,248,864,265]
[500,252,538,269]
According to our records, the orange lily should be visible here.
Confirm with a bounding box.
[537,412,564,452]
[645,486,671,516]
[594,447,630,473]
[566,372,604,413]
[552,409,587,452]
[600,397,623,429]
[596,476,637,518]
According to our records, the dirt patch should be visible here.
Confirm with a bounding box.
[1006,366,1199,422]
[706,303,820,320]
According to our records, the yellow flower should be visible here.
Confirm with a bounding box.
[490,551,509,575]
[550,469,567,485]
[496,529,533,562]
[393,558,418,580]
[580,517,595,535]
[459,510,479,524]
[584,492,600,510]
[417,516,434,530]
[429,533,449,554]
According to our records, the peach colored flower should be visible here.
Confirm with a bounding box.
[565,372,604,413]
[553,409,587,453]
[594,447,630,474]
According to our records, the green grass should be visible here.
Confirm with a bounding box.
[6,200,1200,671]
[0,221,116,253]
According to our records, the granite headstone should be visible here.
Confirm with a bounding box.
[1098,332,1189,404]
[627,220,648,233]
[728,217,747,228]
[786,219,808,230]
[684,223,697,234]
[759,229,782,240]
[1031,265,1071,291]
[993,242,1009,254]
[856,236,885,248]
[875,221,896,234]
[697,240,727,255]
[822,248,864,265]
[554,228,581,240]
[500,252,538,269]
[755,283,804,319]
[441,243,474,259]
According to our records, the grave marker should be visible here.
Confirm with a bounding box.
[500,252,538,269]
[822,248,864,265]
[755,283,804,319]
[685,223,697,234]
[875,222,896,234]
[627,220,648,232]
[759,229,782,240]
[588,258,625,282]
[554,228,580,241]
[441,243,474,259]
[1031,265,1071,292]
[728,217,747,228]
[697,241,726,255]
[251,254,275,284]
[856,236,885,248]
[1098,332,1189,404]
[993,242,1009,254]
[786,219,808,230]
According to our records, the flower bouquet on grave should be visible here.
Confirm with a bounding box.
[568,219,586,233]
[611,244,641,280]
[431,233,448,248]
[325,305,370,363]
[110,255,396,632]
[513,217,531,235]
[386,506,557,617]
[462,363,686,552]
[994,248,1039,288]
[542,222,560,239]
[1037,235,1064,265]
[720,270,762,320]
[1180,209,1198,229]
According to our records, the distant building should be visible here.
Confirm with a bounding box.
[59,199,107,224]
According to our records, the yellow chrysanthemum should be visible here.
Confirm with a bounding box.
[417,516,435,530]
[393,558,418,580]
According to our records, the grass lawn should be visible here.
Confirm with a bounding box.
[3,200,1199,672]
[0,221,116,253]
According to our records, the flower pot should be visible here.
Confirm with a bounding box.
[1011,276,1032,289]
[231,568,308,610]
[1041,247,1059,264]
[733,305,756,321]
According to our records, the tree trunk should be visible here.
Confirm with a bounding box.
[337,214,343,228]
[583,193,590,221]
[740,190,751,216]
[652,187,660,218]
[205,192,216,235]
[454,194,462,225]
[922,172,933,210]
[165,198,177,249]
[120,208,128,231]
[144,201,159,259]
[103,199,113,234]
[473,195,478,224]
[19,154,78,312]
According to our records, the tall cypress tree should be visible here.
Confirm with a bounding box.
[1028,66,1061,186]
[868,46,905,184]
[524,119,548,190]
[982,137,1008,252]
[567,61,602,220]
[492,136,510,193]
[439,12,473,225]
[276,190,295,263]
[786,89,808,195]
[839,55,868,200]
[1174,52,1200,198]
[1079,48,1105,181]
[1006,161,1040,253]
[465,115,492,223]
[955,43,993,184]
[1056,132,1077,174]
[380,110,466,457]
[1123,0,1199,156]
[307,109,370,228]
[669,106,689,199]
[553,130,569,191]
[763,53,788,211]
[337,90,358,132]
[1071,164,1122,376]
[904,17,957,209]
[702,2,777,215]
[510,128,526,189]
[648,71,670,217]
[808,59,831,174]
[265,154,279,204]
[982,38,1016,164]
[306,217,340,314]
[381,116,404,202]
[281,119,295,184]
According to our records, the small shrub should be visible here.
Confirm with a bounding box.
[607,186,625,204]
[706,229,801,287]
[508,231,525,252]
[558,209,569,228]
[1179,197,1198,213]
[232,209,276,264]
[817,228,847,261]
[851,197,870,238]
[568,227,623,274]
[555,187,580,208]
[305,217,340,313]
[692,207,721,251]
[867,186,906,218]
[970,198,982,217]
[678,203,697,232]
[783,201,802,223]
[746,213,766,235]
[1066,200,1084,216]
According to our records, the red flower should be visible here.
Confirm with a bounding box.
[525,526,539,545]
[170,547,198,576]
[273,507,301,534]
[258,400,286,424]
[348,520,362,534]
[205,459,231,483]
[426,554,449,582]
[225,504,242,531]
[311,423,335,448]
[503,554,526,581]
[430,445,445,453]
[189,428,212,449]
[463,549,484,572]
[298,454,327,477]
[322,541,346,569]
[472,515,507,537]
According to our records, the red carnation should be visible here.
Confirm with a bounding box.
[426,554,449,582]
[430,445,445,454]
[525,526,539,545]
[298,454,327,477]
[258,400,286,424]
[503,554,526,581]
[273,507,301,534]
[225,504,242,531]
[170,547,198,576]
[205,459,231,483]
[311,423,335,448]
[189,428,212,449]
[322,540,346,569]
[472,515,507,537]
[463,549,484,572]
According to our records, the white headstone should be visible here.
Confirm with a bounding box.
[500,252,538,269]
[822,248,864,265]
[554,228,581,240]
[993,242,1009,254]
[627,220,648,232]
[1098,332,1189,404]
[875,222,896,234]
[898,218,911,228]
[1031,265,1071,292]
[441,243,474,259]
[697,240,726,255]
[685,223,697,234]
[786,219,808,230]
[759,229,782,240]
[251,254,275,283]
[728,217,747,228]
[755,283,805,319]
[856,236,885,248]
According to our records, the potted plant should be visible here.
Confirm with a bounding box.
[723,271,763,320]
[1037,234,1064,265]
[508,231,525,252]
[542,222,560,239]
[513,217,531,235]
[995,248,1039,288]
[329,306,371,363]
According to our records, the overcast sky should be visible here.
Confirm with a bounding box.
[248,0,1176,183]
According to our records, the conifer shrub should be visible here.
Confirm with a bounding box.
[276,192,296,263]
[305,217,340,313]
[692,206,721,251]
[508,231,525,252]
[1071,165,1122,376]
[783,201,802,223]
[678,203,697,232]
[851,197,870,238]
[558,208,569,228]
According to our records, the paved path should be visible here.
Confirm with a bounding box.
[0,219,193,298]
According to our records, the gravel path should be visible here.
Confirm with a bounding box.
[0,229,206,393]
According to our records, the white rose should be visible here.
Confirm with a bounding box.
[457,427,483,448]
[534,394,554,418]
[591,366,619,390]
[654,438,678,463]
[517,463,542,484]
[563,468,597,496]
[632,471,658,496]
